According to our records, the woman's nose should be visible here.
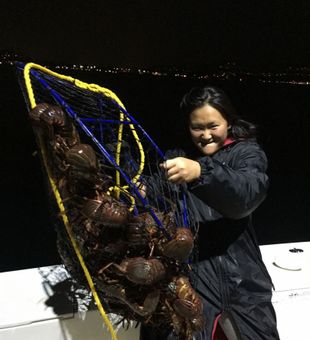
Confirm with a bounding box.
[202,129,212,140]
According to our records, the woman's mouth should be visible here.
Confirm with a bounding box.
[199,139,214,147]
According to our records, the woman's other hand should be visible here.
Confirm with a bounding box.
[135,181,147,198]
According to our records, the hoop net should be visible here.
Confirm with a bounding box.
[16,62,201,339]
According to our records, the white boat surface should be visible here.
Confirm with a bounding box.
[1,241,309,340]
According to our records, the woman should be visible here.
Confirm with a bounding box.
[140,86,279,339]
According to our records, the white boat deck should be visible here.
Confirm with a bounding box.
[1,241,309,340]
[261,241,310,340]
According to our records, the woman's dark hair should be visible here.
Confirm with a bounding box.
[180,86,256,139]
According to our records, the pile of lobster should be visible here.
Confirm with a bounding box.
[28,103,205,339]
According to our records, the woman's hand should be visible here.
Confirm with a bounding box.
[160,157,201,184]
[135,181,147,198]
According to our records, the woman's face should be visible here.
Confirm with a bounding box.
[189,104,230,155]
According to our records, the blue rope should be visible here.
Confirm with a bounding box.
[30,68,170,238]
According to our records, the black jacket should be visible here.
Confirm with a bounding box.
[140,139,280,340]
[185,139,279,340]
[188,139,269,258]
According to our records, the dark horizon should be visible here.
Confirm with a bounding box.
[3,53,310,85]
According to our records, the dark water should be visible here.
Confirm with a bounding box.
[1,65,309,272]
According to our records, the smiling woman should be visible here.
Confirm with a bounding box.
[140,86,280,339]
[181,86,257,155]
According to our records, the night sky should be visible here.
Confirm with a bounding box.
[1,0,310,68]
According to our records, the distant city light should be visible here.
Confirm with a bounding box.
[1,50,310,85]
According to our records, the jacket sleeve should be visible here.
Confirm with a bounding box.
[188,142,269,219]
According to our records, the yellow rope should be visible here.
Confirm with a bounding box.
[24,63,120,340]
[24,63,145,207]
[107,185,136,210]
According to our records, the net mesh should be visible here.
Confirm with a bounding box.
[16,62,202,338]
